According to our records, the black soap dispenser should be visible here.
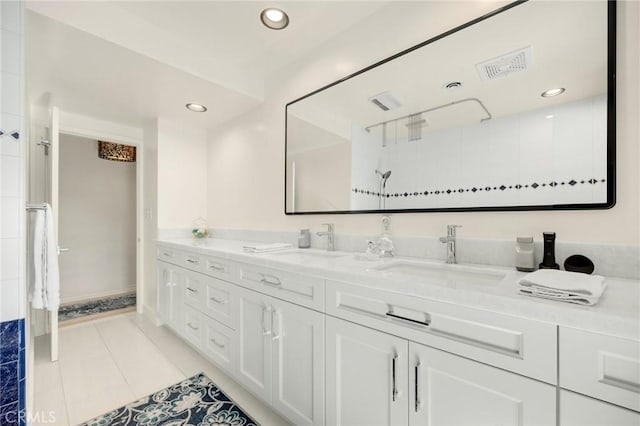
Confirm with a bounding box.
[539,232,560,270]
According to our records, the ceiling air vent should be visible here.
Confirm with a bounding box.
[476,46,532,81]
[369,91,403,111]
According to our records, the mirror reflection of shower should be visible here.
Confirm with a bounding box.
[375,169,392,209]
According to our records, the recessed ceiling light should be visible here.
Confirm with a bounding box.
[186,103,207,112]
[541,88,565,98]
[260,8,289,30]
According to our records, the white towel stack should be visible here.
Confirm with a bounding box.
[518,269,606,306]
[242,243,293,253]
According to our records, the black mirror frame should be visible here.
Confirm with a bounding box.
[284,0,616,216]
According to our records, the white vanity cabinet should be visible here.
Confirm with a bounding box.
[409,342,556,426]
[157,260,185,331]
[560,390,640,426]
[326,316,555,426]
[326,316,409,426]
[235,285,325,426]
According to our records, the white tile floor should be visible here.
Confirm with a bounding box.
[32,313,289,426]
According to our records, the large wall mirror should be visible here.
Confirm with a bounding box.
[285,0,615,215]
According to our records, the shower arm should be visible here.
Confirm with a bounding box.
[365,97,492,131]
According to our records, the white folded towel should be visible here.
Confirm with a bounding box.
[29,204,60,310]
[518,269,606,306]
[242,243,293,253]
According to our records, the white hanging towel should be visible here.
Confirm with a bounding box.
[29,204,60,310]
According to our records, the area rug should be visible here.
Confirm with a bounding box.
[58,293,136,321]
[82,373,259,426]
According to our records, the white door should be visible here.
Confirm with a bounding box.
[271,298,324,426]
[560,390,640,426]
[234,286,273,404]
[326,316,408,426]
[409,342,556,426]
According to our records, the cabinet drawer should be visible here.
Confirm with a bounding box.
[182,252,204,272]
[203,276,237,329]
[560,327,640,411]
[203,317,235,374]
[203,255,233,281]
[157,246,183,265]
[560,390,640,425]
[184,271,206,309]
[326,280,557,384]
[183,305,204,349]
[235,263,324,311]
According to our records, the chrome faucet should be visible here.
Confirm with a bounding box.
[439,225,462,264]
[316,223,335,251]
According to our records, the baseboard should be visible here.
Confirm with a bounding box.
[141,303,161,326]
[60,287,136,305]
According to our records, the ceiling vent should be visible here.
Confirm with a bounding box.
[369,91,403,111]
[476,46,532,81]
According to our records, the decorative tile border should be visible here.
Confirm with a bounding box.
[0,130,20,141]
[353,178,606,198]
[0,319,25,426]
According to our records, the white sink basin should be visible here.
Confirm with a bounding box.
[368,260,507,287]
[269,249,347,260]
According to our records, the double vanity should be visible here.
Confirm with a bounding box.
[156,237,640,426]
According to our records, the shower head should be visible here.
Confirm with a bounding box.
[375,169,392,180]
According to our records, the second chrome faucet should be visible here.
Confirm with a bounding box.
[316,223,335,251]
[439,224,462,264]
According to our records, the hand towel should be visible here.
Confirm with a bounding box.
[242,243,293,253]
[29,204,60,310]
[518,269,606,306]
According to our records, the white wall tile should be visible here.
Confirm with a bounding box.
[0,1,22,34]
[1,29,21,75]
[1,70,21,115]
[0,279,21,321]
[1,196,20,238]
[1,154,21,197]
[0,113,21,156]
[1,237,20,280]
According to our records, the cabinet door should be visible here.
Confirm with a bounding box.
[234,286,273,404]
[409,342,555,426]
[560,390,640,426]
[326,316,408,426]
[168,267,185,331]
[271,299,324,426]
[157,261,172,323]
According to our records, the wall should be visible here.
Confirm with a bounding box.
[58,134,136,302]
[207,1,640,246]
[157,117,207,229]
[0,0,27,424]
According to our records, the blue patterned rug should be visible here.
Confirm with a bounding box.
[82,373,259,426]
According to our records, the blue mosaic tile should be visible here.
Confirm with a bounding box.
[18,320,24,351]
[18,349,24,380]
[0,401,20,425]
[0,321,19,364]
[18,379,25,410]
[0,361,18,407]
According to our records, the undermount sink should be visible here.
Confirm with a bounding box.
[269,249,347,260]
[368,260,507,287]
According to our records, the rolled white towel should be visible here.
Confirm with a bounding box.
[243,243,293,253]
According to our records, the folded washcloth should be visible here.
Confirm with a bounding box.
[243,243,293,253]
[518,269,606,306]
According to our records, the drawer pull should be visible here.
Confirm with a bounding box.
[208,263,226,271]
[415,362,422,412]
[392,353,399,402]
[386,312,431,327]
[186,258,199,264]
[209,296,228,304]
[210,338,226,349]
[186,287,198,293]
[260,275,282,287]
[262,305,272,335]
[162,252,173,258]
[187,323,199,331]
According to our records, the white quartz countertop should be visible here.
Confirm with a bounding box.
[157,238,640,340]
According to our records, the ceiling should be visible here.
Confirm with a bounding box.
[25,1,390,129]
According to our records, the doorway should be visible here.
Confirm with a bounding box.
[56,134,137,323]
